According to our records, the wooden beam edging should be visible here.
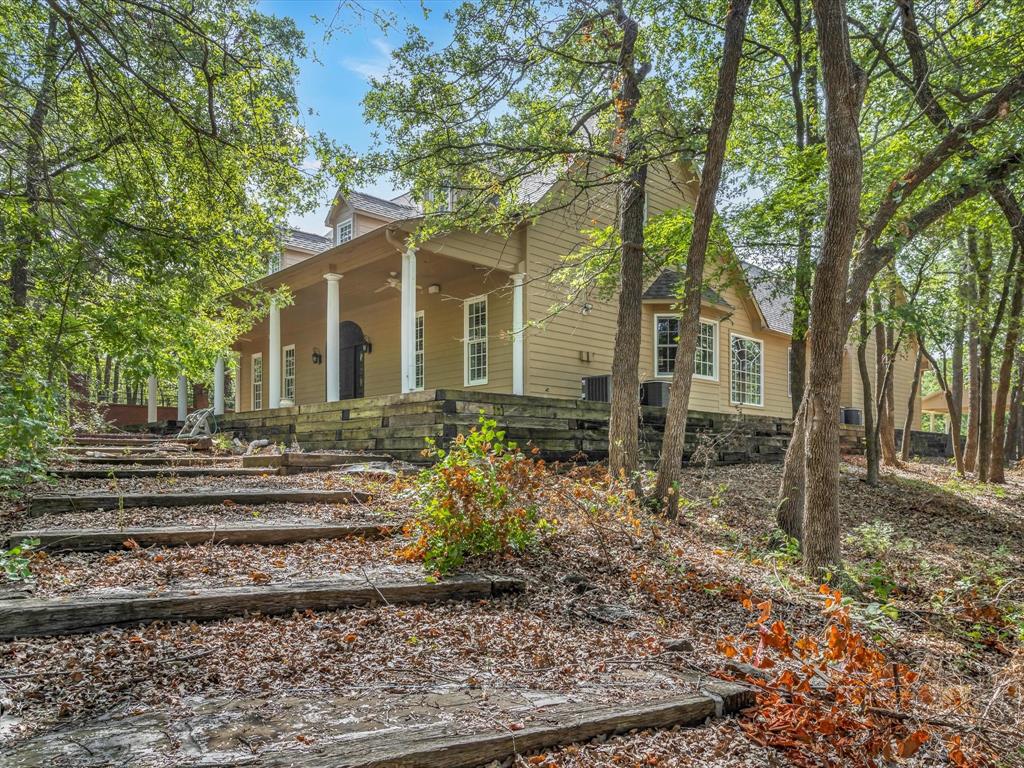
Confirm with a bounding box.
[49,467,277,479]
[73,456,237,466]
[210,683,753,768]
[5,522,399,552]
[26,489,372,517]
[0,575,525,638]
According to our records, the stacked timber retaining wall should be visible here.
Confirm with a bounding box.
[218,389,794,465]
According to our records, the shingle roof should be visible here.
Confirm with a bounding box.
[642,269,733,308]
[741,261,794,334]
[284,228,331,253]
[345,191,419,221]
[642,264,795,335]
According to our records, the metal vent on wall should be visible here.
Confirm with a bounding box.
[581,375,611,402]
[640,381,671,407]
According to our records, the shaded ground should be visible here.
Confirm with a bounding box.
[2,457,1022,766]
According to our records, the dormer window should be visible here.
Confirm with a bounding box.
[423,184,455,212]
[335,217,353,245]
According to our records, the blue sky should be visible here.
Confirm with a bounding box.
[259,1,458,235]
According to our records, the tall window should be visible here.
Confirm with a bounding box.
[464,296,488,385]
[251,353,263,411]
[414,311,425,390]
[655,316,717,380]
[282,345,295,402]
[730,334,763,406]
[335,218,353,245]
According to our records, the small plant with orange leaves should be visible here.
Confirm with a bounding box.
[719,586,997,767]
[401,414,553,576]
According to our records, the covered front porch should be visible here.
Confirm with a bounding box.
[224,228,526,414]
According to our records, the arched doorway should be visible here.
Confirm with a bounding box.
[339,320,365,399]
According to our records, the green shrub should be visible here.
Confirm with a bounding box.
[402,414,552,576]
[2,538,40,581]
[0,371,60,492]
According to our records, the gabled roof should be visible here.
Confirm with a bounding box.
[641,263,795,335]
[345,191,419,221]
[642,269,733,308]
[740,262,794,334]
[284,228,332,254]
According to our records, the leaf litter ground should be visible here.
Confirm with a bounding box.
[1,457,1021,767]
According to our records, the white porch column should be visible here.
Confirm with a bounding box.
[147,375,158,423]
[400,248,417,394]
[511,273,526,396]
[268,299,281,409]
[213,356,225,415]
[177,375,188,421]
[324,273,342,402]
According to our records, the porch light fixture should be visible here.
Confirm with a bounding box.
[311,347,323,365]
[428,284,441,294]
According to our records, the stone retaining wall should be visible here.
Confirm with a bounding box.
[218,389,794,465]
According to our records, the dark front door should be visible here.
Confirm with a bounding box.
[339,320,365,399]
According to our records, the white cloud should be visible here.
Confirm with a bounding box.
[342,38,393,81]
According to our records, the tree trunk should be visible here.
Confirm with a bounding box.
[990,253,1023,482]
[900,344,924,461]
[949,309,965,457]
[776,398,806,541]
[9,12,60,322]
[654,0,752,511]
[608,164,647,482]
[605,5,649,483]
[858,306,879,485]
[1005,354,1024,462]
[874,292,899,467]
[789,0,820,417]
[921,339,965,475]
[101,355,112,402]
[801,0,864,580]
[111,360,121,404]
[964,229,982,473]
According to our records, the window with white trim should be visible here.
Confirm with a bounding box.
[654,315,717,380]
[335,218,353,245]
[414,311,425,390]
[730,334,764,406]
[282,345,295,402]
[251,353,263,411]
[464,296,488,385]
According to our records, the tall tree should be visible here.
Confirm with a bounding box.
[652,0,752,511]
[361,0,686,479]
[798,0,864,577]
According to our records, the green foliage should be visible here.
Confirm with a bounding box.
[1,538,40,581]
[0,0,347,453]
[0,371,60,491]
[402,414,552,576]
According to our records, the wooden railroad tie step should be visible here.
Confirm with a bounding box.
[218,685,753,768]
[6,522,398,552]
[60,446,199,455]
[0,574,525,638]
[49,466,276,479]
[241,452,392,470]
[73,456,236,466]
[27,489,371,517]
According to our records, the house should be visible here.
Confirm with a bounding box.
[219,162,921,433]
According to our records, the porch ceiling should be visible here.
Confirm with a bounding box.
[253,226,514,303]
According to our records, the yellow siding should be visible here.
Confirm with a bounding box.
[843,333,922,427]
[235,270,514,411]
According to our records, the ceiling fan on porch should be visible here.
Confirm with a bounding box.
[374,272,422,293]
